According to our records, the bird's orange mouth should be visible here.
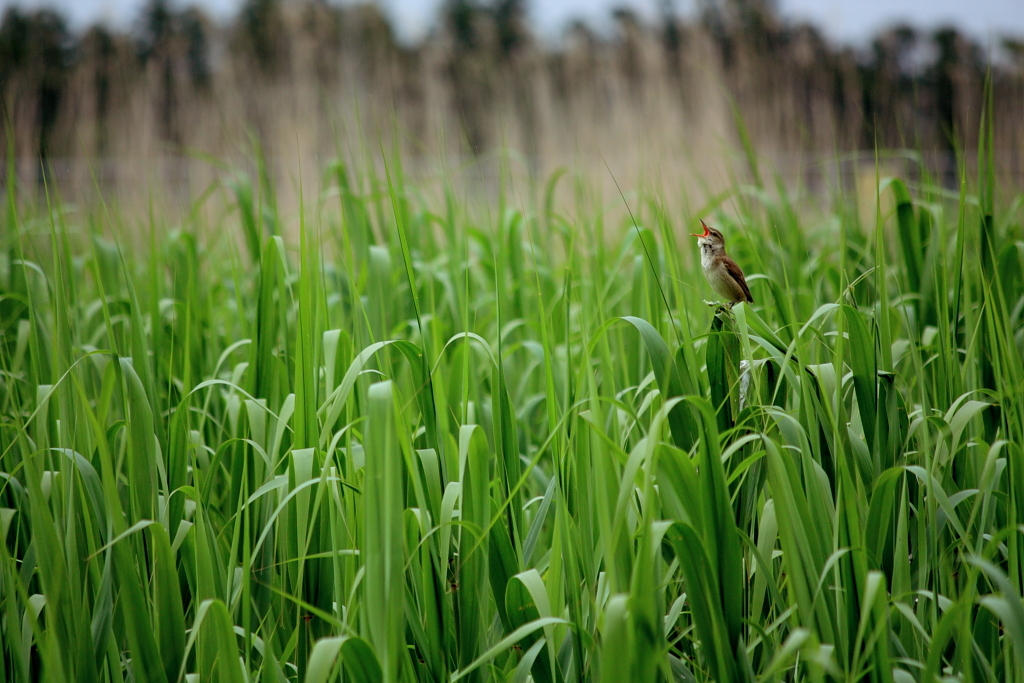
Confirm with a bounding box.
[690,220,710,237]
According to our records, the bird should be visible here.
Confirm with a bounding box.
[691,219,753,306]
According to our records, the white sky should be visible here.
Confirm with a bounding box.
[1,0,1022,47]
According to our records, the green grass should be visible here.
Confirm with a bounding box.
[1,135,1023,683]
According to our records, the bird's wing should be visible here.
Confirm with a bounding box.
[725,258,753,303]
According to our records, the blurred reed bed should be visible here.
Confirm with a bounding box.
[1,0,1023,219]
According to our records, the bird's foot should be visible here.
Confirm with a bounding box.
[704,299,733,315]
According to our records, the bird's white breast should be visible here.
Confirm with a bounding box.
[700,245,715,272]
[700,244,743,300]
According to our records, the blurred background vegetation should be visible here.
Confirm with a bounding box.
[1,0,1023,211]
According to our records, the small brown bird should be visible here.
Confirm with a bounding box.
[691,220,753,305]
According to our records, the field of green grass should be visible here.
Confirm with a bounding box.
[1,127,1023,682]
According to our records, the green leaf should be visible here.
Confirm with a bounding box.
[149,523,186,683]
[304,636,383,683]
[620,316,697,450]
[363,381,405,683]
[450,617,568,682]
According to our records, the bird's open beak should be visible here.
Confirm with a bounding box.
[690,220,711,237]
